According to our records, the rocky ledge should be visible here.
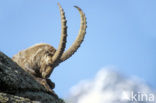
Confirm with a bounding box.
[0,51,64,103]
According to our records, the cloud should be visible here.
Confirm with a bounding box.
[66,67,156,103]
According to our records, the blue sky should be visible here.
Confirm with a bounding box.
[0,0,156,97]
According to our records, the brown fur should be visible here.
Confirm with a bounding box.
[12,3,87,94]
[12,43,56,78]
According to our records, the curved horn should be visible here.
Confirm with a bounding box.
[52,3,67,63]
[60,6,87,62]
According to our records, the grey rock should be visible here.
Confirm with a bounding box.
[0,51,64,103]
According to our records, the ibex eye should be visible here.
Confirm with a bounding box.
[48,53,53,56]
[45,51,51,55]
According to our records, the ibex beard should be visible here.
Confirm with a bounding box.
[12,3,87,95]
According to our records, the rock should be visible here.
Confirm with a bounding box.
[0,51,64,103]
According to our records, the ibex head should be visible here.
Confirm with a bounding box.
[12,3,87,80]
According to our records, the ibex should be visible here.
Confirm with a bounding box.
[12,3,87,94]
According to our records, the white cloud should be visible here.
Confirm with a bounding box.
[66,67,156,103]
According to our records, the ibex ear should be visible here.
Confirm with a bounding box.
[60,6,87,62]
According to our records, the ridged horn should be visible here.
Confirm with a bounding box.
[52,3,67,64]
[60,6,87,62]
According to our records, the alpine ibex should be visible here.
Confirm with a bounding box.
[12,3,87,93]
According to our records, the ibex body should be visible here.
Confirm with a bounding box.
[12,3,87,93]
[13,43,56,78]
